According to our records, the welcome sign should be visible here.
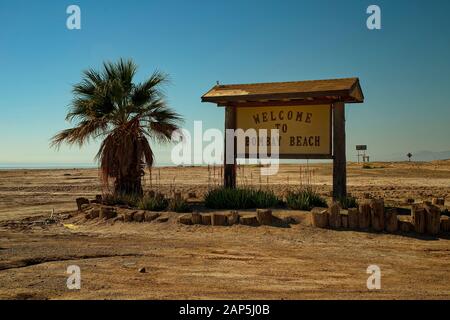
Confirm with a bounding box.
[235,105,332,158]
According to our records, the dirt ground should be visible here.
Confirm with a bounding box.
[0,161,450,300]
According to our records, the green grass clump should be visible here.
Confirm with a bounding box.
[168,198,191,213]
[285,187,327,211]
[338,196,358,209]
[138,194,168,211]
[204,187,280,209]
[103,193,139,207]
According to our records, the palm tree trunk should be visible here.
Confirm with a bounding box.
[115,175,143,196]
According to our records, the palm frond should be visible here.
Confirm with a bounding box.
[51,119,108,148]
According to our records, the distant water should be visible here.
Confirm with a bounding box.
[0,162,176,170]
[0,163,98,170]
[0,159,334,170]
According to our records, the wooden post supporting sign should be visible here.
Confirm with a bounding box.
[332,102,347,201]
[224,106,237,188]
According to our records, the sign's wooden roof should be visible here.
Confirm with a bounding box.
[201,77,364,106]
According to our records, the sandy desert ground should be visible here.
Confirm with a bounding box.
[0,161,450,300]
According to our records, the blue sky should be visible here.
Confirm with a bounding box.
[0,0,449,165]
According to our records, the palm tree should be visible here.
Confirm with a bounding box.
[51,59,183,196]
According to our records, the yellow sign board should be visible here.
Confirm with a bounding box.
[235,104,332,158]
